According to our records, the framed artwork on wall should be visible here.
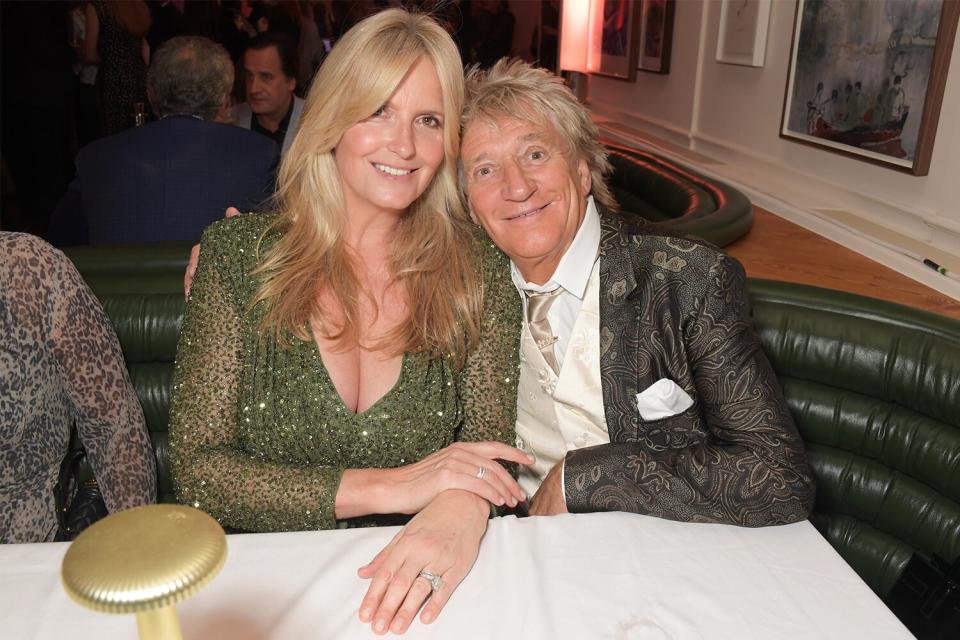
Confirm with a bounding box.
[780,0,960,176]
[716,0,772,67]
[638,0,675,73]
[595,0,642,81]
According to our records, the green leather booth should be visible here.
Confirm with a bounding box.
[604,141,754,247]
[63,245,959,605]
[65,243,189,505]
[748,279,960,598]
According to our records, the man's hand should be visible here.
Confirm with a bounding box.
[528,461,568,516]
[183,207,240,298]
[357,490,489,634]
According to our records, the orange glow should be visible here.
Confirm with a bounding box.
[560,0,602,73]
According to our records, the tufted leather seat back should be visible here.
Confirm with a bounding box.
[749,279,960,597]
[64,243,190,504]
[64,246,959,601]
[603,141,754,247]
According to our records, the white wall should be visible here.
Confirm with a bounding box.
[587,0,960,299]
[591,0,702,134]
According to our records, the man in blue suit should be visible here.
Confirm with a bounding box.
[49,36,278,246]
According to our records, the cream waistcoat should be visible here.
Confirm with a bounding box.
[516,263,609,497]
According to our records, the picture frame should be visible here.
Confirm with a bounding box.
[780,0,960,176]
[595,0,642,81]
[716,0,772,67]
[638,0,675,74]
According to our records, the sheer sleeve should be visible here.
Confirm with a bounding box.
[44,242,156,512]
[458,238,522,447]
[168,222,343,531]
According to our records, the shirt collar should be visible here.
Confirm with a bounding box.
[511,196,600,299]
[160,114,204,121]
[252,97,295,138]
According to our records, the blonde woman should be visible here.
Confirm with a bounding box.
[169,9,529,634]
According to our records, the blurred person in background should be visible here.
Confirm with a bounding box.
[82,1,152,137]
[467,0,515,68]
[49,36,278,245]
[233,31,304,156]
[296,0,326,94]
[249,0,301,47]
[146,0,183,54]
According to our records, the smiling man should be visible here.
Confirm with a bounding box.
[460,59,816,525]
[234,32,304,156]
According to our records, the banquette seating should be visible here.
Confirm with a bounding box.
[63,242,960,606]
[603,141,754,247]
[748,279,960,599]
[65,243,188,505]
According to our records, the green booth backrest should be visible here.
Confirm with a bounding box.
[64,243,191,505]
[603,141,754,247]
[748,279,960,598]
[65,247,960,602]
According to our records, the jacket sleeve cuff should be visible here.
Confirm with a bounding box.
[563,446,602,513]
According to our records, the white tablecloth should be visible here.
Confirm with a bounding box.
[1,512,911,639]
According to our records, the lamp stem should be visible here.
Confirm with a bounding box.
[135,605,183,640]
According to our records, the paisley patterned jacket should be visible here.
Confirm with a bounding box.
[562,214,816,526]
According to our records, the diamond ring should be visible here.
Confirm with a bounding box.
[418,569,443,592]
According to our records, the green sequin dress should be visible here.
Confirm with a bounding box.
[168,214,521,531]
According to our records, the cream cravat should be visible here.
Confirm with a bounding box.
[526,288,562,374]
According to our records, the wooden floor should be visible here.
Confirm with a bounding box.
[726,207,960,321]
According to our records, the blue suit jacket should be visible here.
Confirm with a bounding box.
[49,116,279,245]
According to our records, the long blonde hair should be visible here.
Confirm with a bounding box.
[253,9,481,361]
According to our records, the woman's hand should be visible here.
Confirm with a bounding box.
[336,441,533,520]
[357,489,489,634]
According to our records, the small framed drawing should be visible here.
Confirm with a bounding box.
[716,0,772,67]
[595,0,642,81]
[780,0,959,176]
[638,0,675,74]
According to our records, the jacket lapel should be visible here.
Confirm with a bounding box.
[598,212,641,438]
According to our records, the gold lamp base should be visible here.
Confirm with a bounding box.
[136,605,183,640]
[61,504,227,640]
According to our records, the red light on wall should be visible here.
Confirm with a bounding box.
[560,0,602,73]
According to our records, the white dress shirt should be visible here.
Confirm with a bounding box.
[511,197,610,498]
[511,196,601,370]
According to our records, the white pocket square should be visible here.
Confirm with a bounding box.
[636,379,694,420]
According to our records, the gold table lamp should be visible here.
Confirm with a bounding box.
[61,504,227,640]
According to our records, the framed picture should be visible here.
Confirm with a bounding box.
[595,0,642,81]
[638,0,675,74]
[780,0,960,176]
[716,0,772,67]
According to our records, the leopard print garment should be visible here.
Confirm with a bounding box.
[0,233,155,543]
